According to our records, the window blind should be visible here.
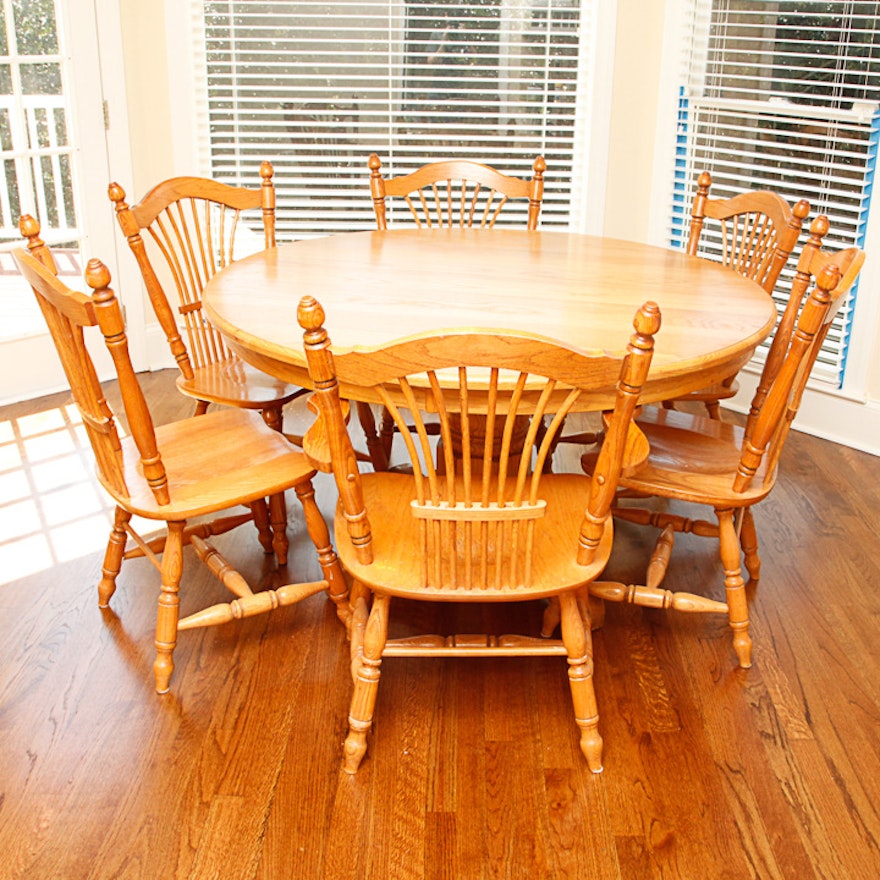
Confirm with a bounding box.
[671,0,880,387]
[193,0,591,239]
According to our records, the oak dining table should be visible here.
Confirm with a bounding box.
[203,229,777,416]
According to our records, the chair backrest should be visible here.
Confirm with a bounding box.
[13,221,169,505]
[369,153,546,231]
[107,162,276,377]
[687,170,809,295]
[746,214,864,433]
[298,295,660,590]
[736,245,864,493]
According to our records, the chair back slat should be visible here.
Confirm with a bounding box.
[760,244,865,479]
[687,171,808,295]
[370,154,545,230]
[746,214,864,435]
[736,244,864,493]
[299,296,661,591]
[145,205,227,370]
[108,162,276,375]
[13,230,170,505]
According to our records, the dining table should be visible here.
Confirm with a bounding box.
[203,228,777,417]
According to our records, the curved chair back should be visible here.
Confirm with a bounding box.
[369,153,545,231]
[299,296,660,583]
[108,163,276,377]
[13,230,168,505]
[687,170,808,294]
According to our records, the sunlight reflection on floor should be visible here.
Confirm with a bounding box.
[0,400,156,584]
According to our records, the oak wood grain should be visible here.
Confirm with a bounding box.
[1,373,879,879]
[203,229,777,410]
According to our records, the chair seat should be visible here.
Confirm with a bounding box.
[618,407,775,507]
[14,238,351,695]
[176,356,304,409]
[101,407,315,519]
[334,472,612,600]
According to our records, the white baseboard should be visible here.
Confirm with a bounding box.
[728,371,880,457]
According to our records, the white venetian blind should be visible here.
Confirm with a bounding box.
[193,0,591,239]
[671,0,880,387]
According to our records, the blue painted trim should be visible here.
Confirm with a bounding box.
[670,87,689,250]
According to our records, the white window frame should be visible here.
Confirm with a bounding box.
[649,0,880,455]
[0,0,141,404]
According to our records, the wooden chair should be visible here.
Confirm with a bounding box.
[598,223,864,669]
[361,153,547,471]
[107,162,305,432]
[298,293,662,774]
[368,152,546,230]
[14,221,349,694]
[665,170,810,418]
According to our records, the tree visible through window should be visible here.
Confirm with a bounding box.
[771,2,880,107]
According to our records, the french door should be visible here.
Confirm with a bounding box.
[0,0,136,404]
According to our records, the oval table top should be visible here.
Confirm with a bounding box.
[203,229,777,407]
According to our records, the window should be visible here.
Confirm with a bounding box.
[0,0,79,339]
[0,0,77,246]
[193,0,595,238]
[671,0,880,387]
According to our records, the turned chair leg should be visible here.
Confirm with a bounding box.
[255,404,289,565]
[294,480,351,626]
[739,506,761,587]
[343,592,390,774]
[99,506,132,607]
[347,581,371,679]
[354,401,390,472]
[543,591,605,636]
[379,407,396,464]
[193,399,210,416]
[541,596,561,637]
[717,507,752,668]
[250,498,275,555]
[268,492,289,566]
[559,592,603,773]
[154,520,186,694]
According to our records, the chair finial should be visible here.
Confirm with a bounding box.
[297,295,326,333]
[793,199,810,221]
[85,258,113,296]
[633,300,661,340]
[815,262,841,295]
[107,181,128,211]
[19,213,40,239]
[809,213,830,239]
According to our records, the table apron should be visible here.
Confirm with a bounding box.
[223,336,758,412]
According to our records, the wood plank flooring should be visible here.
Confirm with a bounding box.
[1,370,879,879]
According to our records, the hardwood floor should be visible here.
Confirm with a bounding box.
[1,370,879,879]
